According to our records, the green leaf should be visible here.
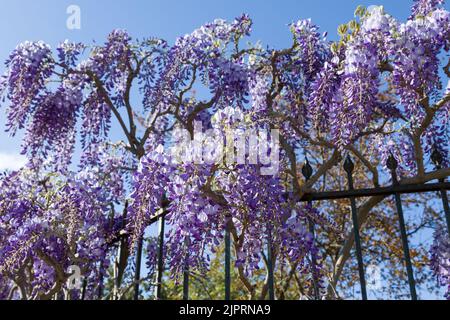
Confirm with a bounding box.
[354,5,366,18]
[337,24,348,36]
[349,20,359,31]
[330,42,338,54]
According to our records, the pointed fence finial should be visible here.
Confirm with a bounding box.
[302,157,313,181]
[431,146,443,167]
[344,155,355,174]
[386,153,398,171]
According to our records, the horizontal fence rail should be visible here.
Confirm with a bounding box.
[301,182,450,201]
[147,182,450,225]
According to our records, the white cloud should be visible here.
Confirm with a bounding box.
[0,152,27,171]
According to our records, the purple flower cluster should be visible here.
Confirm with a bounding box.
[208,57,250,107]
[291,19,330,82]
[0,169,113,299]
[57,41,85,67]
[24,87,82,170]
[165,163,223,277]
[80,92,112,163]
[3,41,54,135]
[391,9,450,128]
[412,0,445,17]
[127,145,174,250]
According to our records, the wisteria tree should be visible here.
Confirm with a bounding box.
[0,0,449,300]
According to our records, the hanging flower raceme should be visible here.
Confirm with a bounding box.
[2,41,54,135]
[305,13,387,149]
[326,39,380,148]
[1,1,450,300]
[80,92,112,156]
[278,204,329,294]
[23,87,82,170]
[79,29,131,80]
[0,275,12,300]
[0,171,41,277]
[368,132,417,177]
[308,58,341,132]
[131,144,225,279]
[391,7,450,128]
[145,237,159,278]
[290,19,330,83]
[248,72,270,116]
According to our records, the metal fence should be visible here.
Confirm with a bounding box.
[133,149,450,301]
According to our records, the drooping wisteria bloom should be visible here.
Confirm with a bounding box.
[290,19,330,83]
[411,0,446,17]
[0,168,115,299]
[127,145,175,249]
[3,41,54,131]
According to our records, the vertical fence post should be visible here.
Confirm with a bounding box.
[133,237,144,300]
[431,148,450,237]
[80,278,87,300]
[97,265,104,300]
[114,201,128,300]
[155,215,166,300]
[302,158,320,300]
[183,237,189,301]
[182,266,189,300]
[267,227,275,300]
[344,156,368,300]
[386,155,417,300]
[225,218,231,300]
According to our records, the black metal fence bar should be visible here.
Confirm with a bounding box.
[344,156,368,300]
[432,148,450,236]
[267,228,275,300]
[155,215,166,300]
[133,237,144,300]
[183,237,190,300]
[302,159,320,300]
[387,155,417,300]
[225,223,231,300]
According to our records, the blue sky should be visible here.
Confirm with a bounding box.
[0,0,447,299]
